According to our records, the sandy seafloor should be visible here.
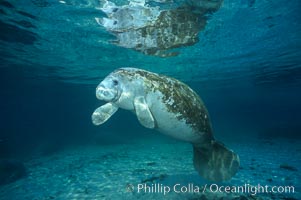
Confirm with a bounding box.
[0,137,300,200]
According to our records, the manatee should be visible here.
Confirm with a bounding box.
[92,68,239,182]
[97,6,205,57]
[96,0,223,57]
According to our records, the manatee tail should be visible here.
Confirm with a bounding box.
[193,140,240,182]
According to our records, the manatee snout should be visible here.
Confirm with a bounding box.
[96,82,119,102]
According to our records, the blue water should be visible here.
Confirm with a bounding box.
[0,0,300,199]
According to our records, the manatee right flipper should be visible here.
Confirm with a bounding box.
[193,141,240,182]
[92,103,119,125]
[134,96,155,129]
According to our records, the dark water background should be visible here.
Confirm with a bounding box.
[1,66,301,160]
[0,0,301,162]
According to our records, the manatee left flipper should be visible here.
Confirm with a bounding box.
[92,103,119,125]
[134,96,155,129]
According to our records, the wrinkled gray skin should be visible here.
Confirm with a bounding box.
[92,68,240,182]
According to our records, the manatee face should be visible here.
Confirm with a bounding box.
[96,74,122,102]
[95,69,141,110]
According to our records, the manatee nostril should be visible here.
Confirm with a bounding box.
[103,91,109,96]
[96,87,105,98]
[96,88,101,93]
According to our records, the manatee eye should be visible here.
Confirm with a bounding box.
[113,80,118,86]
